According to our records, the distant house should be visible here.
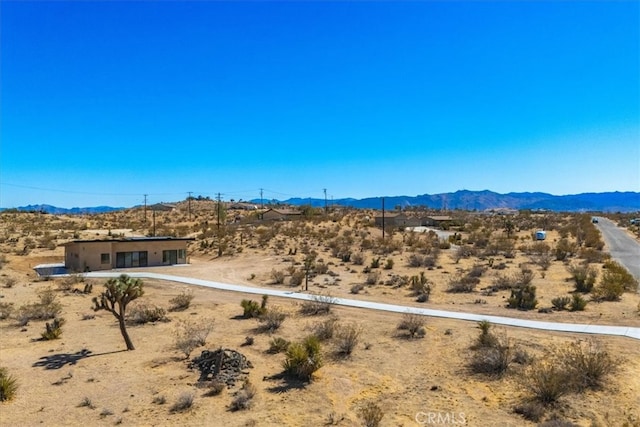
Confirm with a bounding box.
[63,237,194,272]
[261,208,303,221]
[374,213,422,228]
[228,202,258,210]
[422,215,453,227]
[149,203,176,212]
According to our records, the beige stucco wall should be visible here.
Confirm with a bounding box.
[64,239,190,272]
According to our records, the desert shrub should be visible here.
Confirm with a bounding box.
[507,285,538,310]
[531,253,553,271]
[555,238,577,261]
[152,395,166,405]
[350,283,364,294]
[78,396,96,409]
[41,317,65,340]
[230,379,256,411]
[396,313,426,339]
[551,296,571,311]
[383,259,394,270]
[365,271,380,285]
[283,335,323,381]
[2,277,16,288]
[267,337,290,354]
[0,367,18,402]
[569,293,588,311]
[169,290,194,312]
[559,340,620,391]
[359,401,384,427]
[258,306,286,333]
[173,318,214,359]
[16,288,62,324]
[127,303,167,324]
[370,257,380,268]
[516,268,535,286]
[446,274,477,293]
[0,302,14,320]
[474,320,498,349]
[170,392,194,413]
[513,401,545,422]
[467,264,487,278]
[453,245,477,263]
[334,323,361,357]
[351,252,365,265]
[241,297,267,319]
[469,341,511,376]
[592,261,638,301]
[493,273,517,290]
[407,254,426,268]
[537,418,579,427]
[512,348,533,365]
[300,294,336,316]
[579,247,608,264]
[289,270,305,287]
[204,380,226,397]
[523,360,573,405]
[567,263,598,293]
[312,317,338,341]
[270,269,286,284]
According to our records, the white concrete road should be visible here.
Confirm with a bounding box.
[84,271,640,341]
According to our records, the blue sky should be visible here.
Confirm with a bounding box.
[1,1,638,208]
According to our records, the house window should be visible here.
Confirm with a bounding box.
[115,251,148,268]
[178,249,186,259]
[101,253,110,264]
[163,250,178,264]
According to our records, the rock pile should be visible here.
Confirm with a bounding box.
[190,348,253,387]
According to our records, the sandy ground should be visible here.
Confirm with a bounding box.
[1,211,639,426]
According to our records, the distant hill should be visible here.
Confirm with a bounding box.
[2,190,638,214]
[0,204,125,215]
[259,190,640,212]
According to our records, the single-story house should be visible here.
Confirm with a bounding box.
[422,215,453,227]
[149,203,176,212]
[229,202,258,210]
[374,213,422,228]
[63,237,194,272]
[261,208,303,221]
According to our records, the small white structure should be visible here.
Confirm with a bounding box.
[535,230,547,240]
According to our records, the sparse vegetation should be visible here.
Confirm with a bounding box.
[283,335,323,381]
[170,392,194,413]
[258,306,286,332]
[169,290,194,311]
[0,367,18,402]
[300,294,336,316]
[173,318,214,359]
[41,317,65,340]
[396,313,426,339]
[230,379,256,411]
[359,401,384,427]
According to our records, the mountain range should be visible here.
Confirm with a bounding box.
[2,190,639,214]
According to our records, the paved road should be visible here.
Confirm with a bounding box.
[83,271,640,341]
[593,217,640,287]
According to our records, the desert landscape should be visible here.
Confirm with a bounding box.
[1,203,639,426]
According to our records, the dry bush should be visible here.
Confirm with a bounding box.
[289,270,305,287]
[513,401,545,422]
[270,269,286,284]
[204,380,226,397]
[396,313,426,339]
[592,260,638,301]
[507,284,538,310]
[16,288,62,325]
[446,274,478,293]
[300,294,336,316]
[359,402,384,427]
[127,303,167,324]
[2,277,16,288]
[559,340,620,391]
[567,263,598,293]
[258,306,286,333]
[569,293,587,311]
[365,271,380,285]
[0,302,14,320]
[230,379,256,411]
[469,341,511,376]
[523,359,573,405]
[173,318,214,359]
[169,290,194,312]
[170,392,194,413]
[334,323,361,357]
[312,317,338,341]
[350,283,364,294]
[551,296,571,311]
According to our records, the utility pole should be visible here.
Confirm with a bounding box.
[323,188,327,215]
[187,191,192,220]
[382,197,385,240]
[143,194,148,225]
[216,192,222,230]
[260,188,264,210]
[152,208,156,237]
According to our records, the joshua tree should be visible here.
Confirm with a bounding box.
[92,274,144,350]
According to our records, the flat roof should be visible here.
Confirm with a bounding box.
[64,237,195,245]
